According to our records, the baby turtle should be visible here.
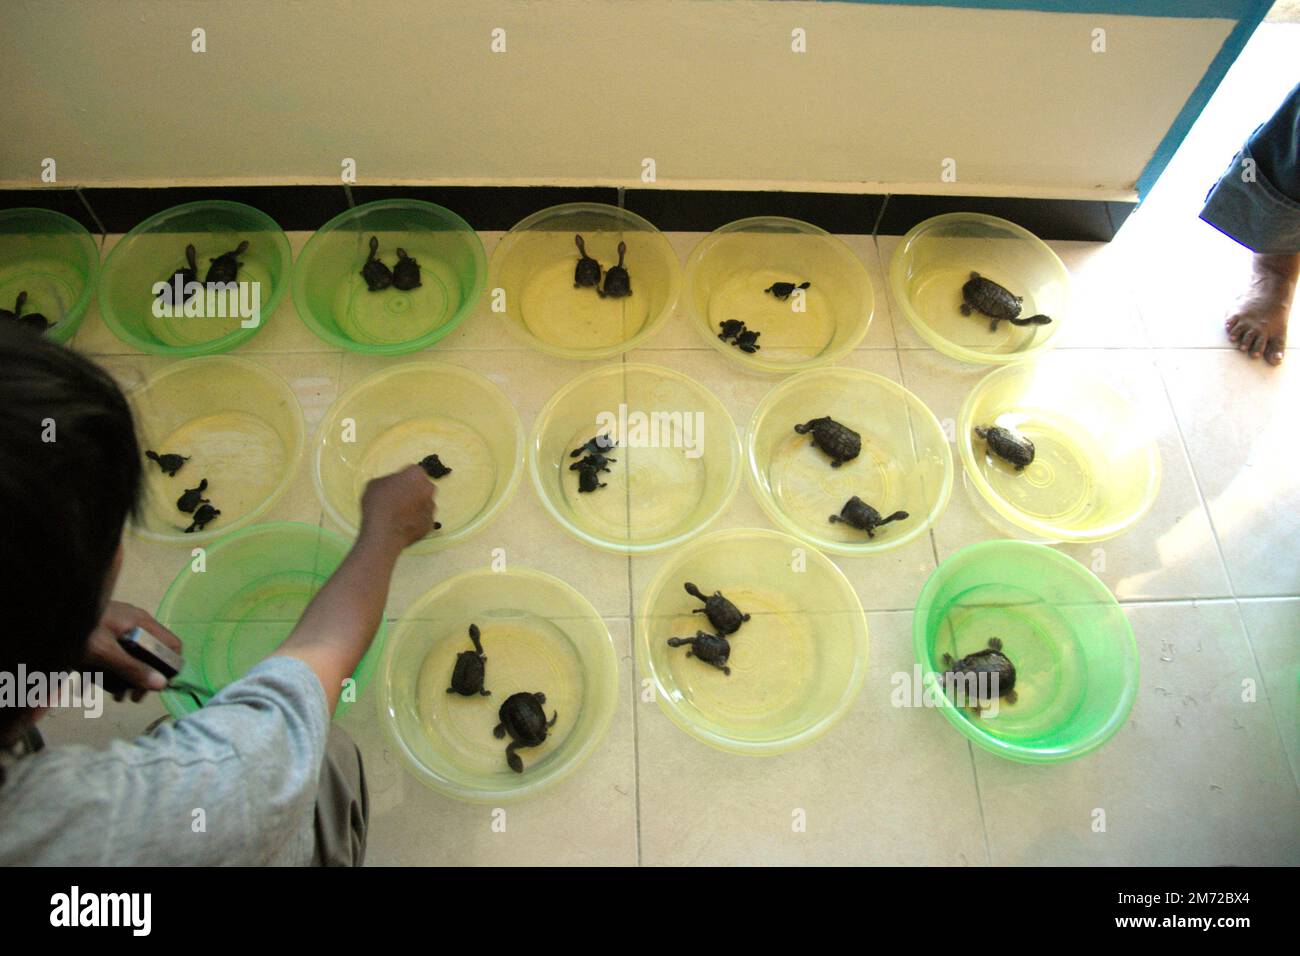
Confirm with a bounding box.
[666,630,732,675]
[494,691,557,773]
[570,433,617,458]
[828,496,909,538]
[975,424,1035,469]
[418,453,452,479]
[574,463,607,493]
[145,450,189,477]
[1,291,50,332]
[205,240,248,284]
[942,637,1017,711]
[718,318,746,342]
[185,502,220,533]
[360,236,393,292]
[176,478,210,514]
[765,280,810,301]
[392,248,422,291]
[794,417,861,467]
[446,623,490,697]
[960,272,1052,332]
[598,241,631,299]
[684,581,750,635]
[160,245,199,302]
[733,327,761,353]
[573,234,602,288]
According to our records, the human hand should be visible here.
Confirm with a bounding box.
[359,464,437,551]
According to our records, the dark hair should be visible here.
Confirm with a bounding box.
[0,324,141,738]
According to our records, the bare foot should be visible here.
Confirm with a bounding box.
[1225,253,1298,366]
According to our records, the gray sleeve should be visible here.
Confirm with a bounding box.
[0,656,330,866]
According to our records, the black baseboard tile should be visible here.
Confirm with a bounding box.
[346,186,621,230]
[876,194,1131,242]
[620,189,884,235]
[0,185,1137,241]
[0,188,101,234]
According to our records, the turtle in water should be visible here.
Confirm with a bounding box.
[185,502,220,533]
[205,240,249,284]
[1,291,50,332]
[392,248,422,291]
[160,245,200,303]
[573,234,602,288]
[570,433,617,458]
[794,416,861,467]
[446,623,490,697]
[570,451,615,475]
[494,691,557,773]
[733,327,761,353]
[975,424,1035,469]
[360,236,393,292]
[145,450,189,477]
[718,318,746,342]
[684,581,750,635]
[942,637,1017,713]
[960,272,1052,332]
[418,453,452,479]
[828,496,909,538]
[176,479,210,514]
[667,630,732,675]
[574,462,607,493]
[765,280,810,301]
[598,241,631,298]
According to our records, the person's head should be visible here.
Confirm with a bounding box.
[0,324,141,739]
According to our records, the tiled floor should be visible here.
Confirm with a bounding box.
[37,24,1300,866]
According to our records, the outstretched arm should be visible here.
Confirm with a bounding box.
[272,465,435,711]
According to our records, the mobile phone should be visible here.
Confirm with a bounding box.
[99,626,185,695]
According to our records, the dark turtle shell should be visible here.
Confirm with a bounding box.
[684,582,750,635]
[176,478,210,514]
[599,241,631,298]
[418,453,452,479]
[943,638,1017,705]
[361,236,393,292]
[975,425,1035,469]
[794,416,861,467]
[734,328,761,353]
[496,692,553,745]
[573,234,602,288]
[575,464,606,493]
[146,450,190,476]
[828,495,909,537]
[205,240,248,284]
[447,624,489,696]
[185,503,220,533]
[392,248,422,291]
[961,272,1022,322]
[765,280,810,300]
[667,630,732,674]
[718,318,745,341]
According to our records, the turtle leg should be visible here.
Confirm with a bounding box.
[1005,690,1018,705]
[446,686,456,694]
[506,741,526,773]
[479,688,492,696]
[988,637,1003,650]
[493,722,506,739]
[960,303,972,316]
[547,711,558,728]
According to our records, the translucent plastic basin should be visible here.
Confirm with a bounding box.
[379,567,619,802]
[0,207,100,343]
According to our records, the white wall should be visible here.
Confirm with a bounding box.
[0,0,1234,199]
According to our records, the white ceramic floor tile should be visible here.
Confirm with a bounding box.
[899,349,1231,601]
[1156,348,1300,597]
[342,618,637,866]
[637,610,987,865]
[974,601,1300,865]
[1236,598,1300,788]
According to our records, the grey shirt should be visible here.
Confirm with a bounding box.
[0,656,329,866]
